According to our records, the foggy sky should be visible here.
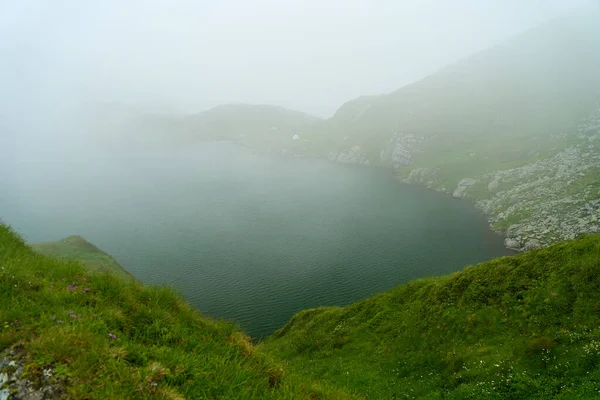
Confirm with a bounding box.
[0,0,594,120]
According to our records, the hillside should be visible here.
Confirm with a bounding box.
[0,224,346,399]
[77,103,321,153]
[262,233,600,399]
[183,104,321,143]
[307,10,600,168]
[4,225,600,398]
[298,10,600,251]
[31,236,134,282]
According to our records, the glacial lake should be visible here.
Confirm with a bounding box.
[0,141,510,337]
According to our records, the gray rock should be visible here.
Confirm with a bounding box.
[524,239,542,251]
[453,178,478,198]
[380,133,425,169]
[336,145,361,163]
[556,164,569,176]
[1,348,64,400]
[506,224,522,238]
[405,168,438,185]
[504,238,521,249]
[329,145,370,165]
[488,179,500,192]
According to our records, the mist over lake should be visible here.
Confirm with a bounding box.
[1,141,509,336]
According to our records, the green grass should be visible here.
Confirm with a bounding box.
[493,210,534,232]
[262,234,600,399]
[564,167,600,200]
[0,224,347,399]
[31,236,135,282]
[5,222,600,399]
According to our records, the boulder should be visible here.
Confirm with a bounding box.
[506,224,522,238]
[523,239,542,251]
[504,238,521,249]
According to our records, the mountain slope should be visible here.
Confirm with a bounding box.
[0,224,347,399]
[186,104,321,138]
[177,104,322,153]
[262,233,600,399]
[306,10,600,175]
[4,230,600,398]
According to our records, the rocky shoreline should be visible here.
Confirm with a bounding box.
[320,107,600,253]
[414,112,600,252]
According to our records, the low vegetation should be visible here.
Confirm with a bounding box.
[3,222,600,398]
[31,236,134,282]
[262,233,600,399]
[0,224,347,399]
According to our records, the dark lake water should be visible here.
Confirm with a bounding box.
[0,141,510,337]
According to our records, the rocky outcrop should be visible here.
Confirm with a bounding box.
[0,348,64,400]
[328,145,371,165]
[379,133,424,170]
[472,141,600,251]
[325,133,425,170]
[405,167,438,186]
[454,108,600,251]
[453,178,478,198]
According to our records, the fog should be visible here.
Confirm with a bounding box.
[1,0,592,120]
[0,0,597,174]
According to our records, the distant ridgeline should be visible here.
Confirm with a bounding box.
[4,222,600,398]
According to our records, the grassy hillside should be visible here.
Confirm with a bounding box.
[4,228,600,398]
[0,224,346,399]
[262,233,600,399]
[176,104,321,154]
[31,236,134,282]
